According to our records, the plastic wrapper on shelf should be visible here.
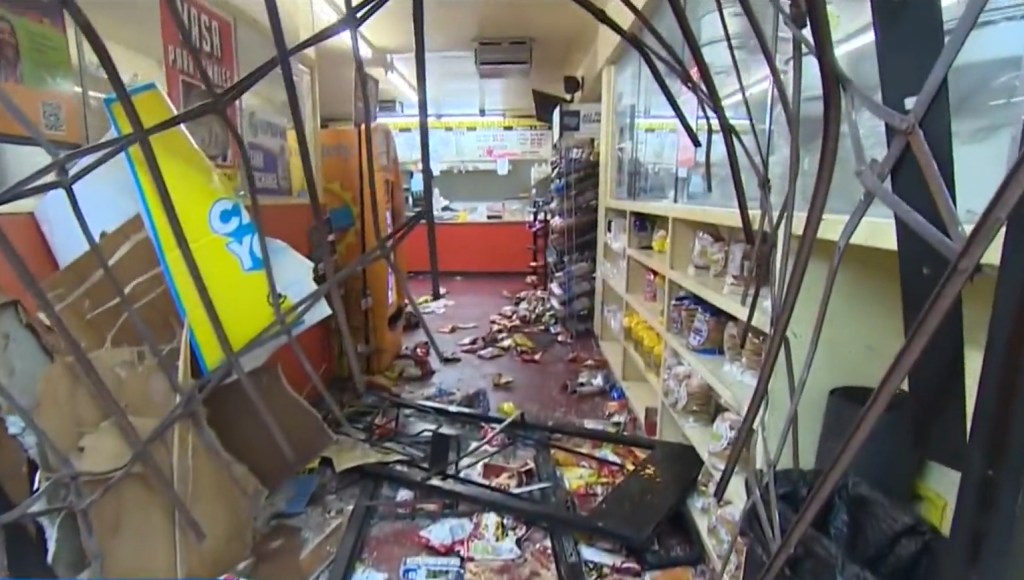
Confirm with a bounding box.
[662,352,715,424]
[607,216,628,252]
[723,242,754,294]
[723,320,745,363]
[708,502,743,562]
[707,410,744,471]
[669,294,701,337]
[459,512,527,561]
[644,269,660,302]
[400,556,465,579]
[632,216,655,248]
[689,466,718,515]
[602,303,623,339]
[652,228,669,253]
[687,305,728,354]
[723,322,768,387]
[742,470,941,580]
[688,230,723,273]
[708,240,729,278]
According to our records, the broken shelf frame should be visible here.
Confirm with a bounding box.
[326,393,706,577]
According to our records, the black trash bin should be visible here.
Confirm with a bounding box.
[816,386,922,504]
[741,470,942,580]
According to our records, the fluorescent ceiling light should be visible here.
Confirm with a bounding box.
[720,0,959,107]
[74,85,106,100]
[314,0,374,59]
[387,70,419,102]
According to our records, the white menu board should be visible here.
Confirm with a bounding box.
[386,120,552,164]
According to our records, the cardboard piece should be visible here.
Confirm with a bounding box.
[39,215,331,376]
[32,348,264,578]
[248,512,350,580]
[318,437,403,474]
[41,217,182,362]
[203,365,333,491]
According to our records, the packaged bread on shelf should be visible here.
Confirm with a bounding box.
[709,501,744,562]
[723,320,745,363]
[689,230,723,274]
[741,329,767,376]
[688,305,727,354]
[661,353,692,409]
[723,242,753,294]
[707,410,745,471]
[708,239,730,278]
[679,372,715,423]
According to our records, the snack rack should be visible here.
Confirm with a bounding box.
[547,138,599,336]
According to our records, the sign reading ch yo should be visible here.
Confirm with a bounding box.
[209,198,264,272]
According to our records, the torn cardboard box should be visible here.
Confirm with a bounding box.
[38,215,331,378]
[27,347,338,578]
[203,365,333,491]
[32,348,264,578]
[41,217,182,362]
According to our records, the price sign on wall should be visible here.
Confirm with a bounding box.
[389,119,552,164]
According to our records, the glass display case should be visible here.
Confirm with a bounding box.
[609,0,1024,224]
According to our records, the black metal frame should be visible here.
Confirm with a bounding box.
[939,124,1024,579]
[870,0,968,472]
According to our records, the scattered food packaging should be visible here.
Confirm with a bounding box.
[491,373,514,388]
[417,518,474,555]
[459,512,526,561]
[399,556,465,580]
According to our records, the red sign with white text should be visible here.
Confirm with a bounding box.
[160,0,238,169]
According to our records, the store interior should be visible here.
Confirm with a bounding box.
[0,0,1020,578]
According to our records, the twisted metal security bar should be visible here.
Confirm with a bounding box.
[0,0,1014,578]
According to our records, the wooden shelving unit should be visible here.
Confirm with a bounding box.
[592,64,998,542]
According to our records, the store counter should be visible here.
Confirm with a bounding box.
[397,219,535,274]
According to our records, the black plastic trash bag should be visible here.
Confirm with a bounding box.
[741,470,942,580]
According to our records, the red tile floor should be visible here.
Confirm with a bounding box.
[403,274,608,423]
[355,275,618,578]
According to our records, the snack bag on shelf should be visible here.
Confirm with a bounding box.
[652,228,669,253]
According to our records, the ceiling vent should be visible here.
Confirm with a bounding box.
[474,38,533,79]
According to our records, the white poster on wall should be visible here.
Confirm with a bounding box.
[243,110,292,196]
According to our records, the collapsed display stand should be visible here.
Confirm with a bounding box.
[326,394,705,579]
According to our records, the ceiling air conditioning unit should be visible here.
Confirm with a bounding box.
[475,38,533,79]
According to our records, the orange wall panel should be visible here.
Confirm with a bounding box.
[397,222,534,274]
[0,214,59,313]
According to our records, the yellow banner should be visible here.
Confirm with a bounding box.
[105,83,288,373]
